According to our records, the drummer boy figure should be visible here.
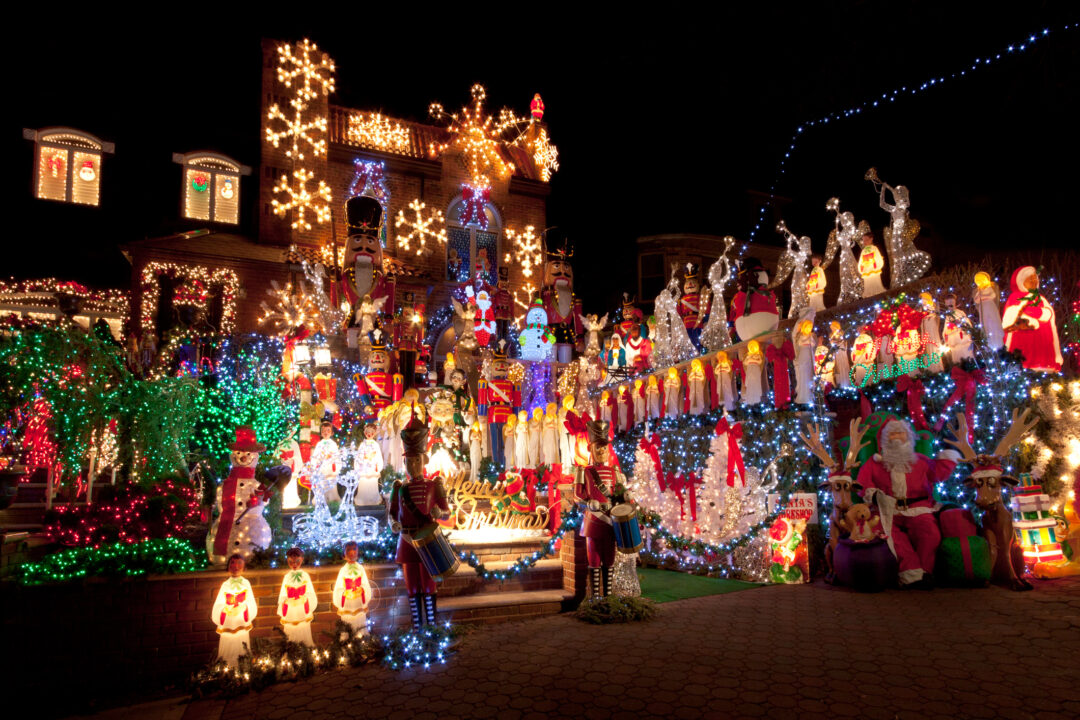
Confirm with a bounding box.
[389,414,452,629]
[575,416,633,599]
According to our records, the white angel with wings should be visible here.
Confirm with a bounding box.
[822,198,864,307]
[701,235,736,351]
[866,167,931,287]
[580,312,610,358]
[770,221,813,319]
[358,295,388,338]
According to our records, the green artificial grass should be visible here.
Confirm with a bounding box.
[638,568,763,603]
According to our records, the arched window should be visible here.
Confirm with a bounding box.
[24,127,114,206]
[173,152,251,225]
[446,194,501,285]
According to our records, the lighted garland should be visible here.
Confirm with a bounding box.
[458,506,582,581]
[14,537,207,585]
[639,507,784,578]
[139,262,240,335]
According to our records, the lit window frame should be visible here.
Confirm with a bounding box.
[172,152,251,225]
[445,195,502,283]
[24,127,114,206]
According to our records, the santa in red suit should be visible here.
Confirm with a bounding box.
[342,196,396,319]
[389,415,453,628]
[730,257,780,342]
[540,243,584,363]
[677,264,710,348]
[573,414,632,598]
[1001,265,1063,372]
[856,418,963,588]
[355,329,403,420]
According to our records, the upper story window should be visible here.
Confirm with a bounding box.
[446,193,501,285]
[24,127,114,206]
[173,152,251,225]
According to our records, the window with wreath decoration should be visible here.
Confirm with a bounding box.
[446,194,500,285]
[24,127,114,206]
[139,262,240,336]
[173,152,251,225]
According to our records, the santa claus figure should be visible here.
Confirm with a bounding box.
[856,418,962,588]
[1002,266,1062,372]
[730,258,779,342]
[343,196,395,319]
[278,547,317,646]
[574,414,632,598]
[333,541,372,635]
[540,243,584,363]
[357,330,403,421]
[858,230,886,297]
[206,427,272,565]
[972,271,1004,350]
[531,92,545,121]
[212,554,258,667]
[354,423,385,505]
[465,284,498,348]
[941,293,974,363]
[677,265,710,348]
[806,254,827,312]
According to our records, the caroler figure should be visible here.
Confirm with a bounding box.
[278,547,317,646]
[1001,265,1062,372]
[332,541,372,635]
[972,271,1004,350]
[212,554,258,668]
[857,228,886,298]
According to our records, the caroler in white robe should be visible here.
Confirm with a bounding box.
[616,386,632,432]
[918,294,946,374]
[632,380,647,425]
[469,422,483,481]
[713,354,737,411]
[687,360,707,415]
[663,370,682,417]
[528,411,542,468]
[646,377,662,419]
[599,392,614,424]
[941,307,975,362]
[541,406,558,466]
[740,346,765,405]
[792,312,816,404]
[515,412,532,469]
[503,416,517,470]
[212,574,258,667]
[829,324,851,388]
[972,274,1004,350]
[277,568,317,646]
[332,560,372,635]
[353,436,385,506]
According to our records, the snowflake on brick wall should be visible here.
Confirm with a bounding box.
[505,225,543,278]
[272,169,332,231]
[394,199,447,256]
[532,128,559,182]
[276,38,336,102]
[266,98,329,161]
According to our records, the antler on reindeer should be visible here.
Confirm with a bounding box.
[944,414,978,462]
[798,421,837,469]
[992,407,1039,459]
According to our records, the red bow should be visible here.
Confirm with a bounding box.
[286,585,307,600]
[715,417,747,487]
[895,375,929,431]
[563,410,588,437]
[639,434,663,479]
[461,183,491,229]
[870,310,895,339]
[225,591,247,605]
[665,472,703,521]
[895,304,927,333]
[939,365,986,440]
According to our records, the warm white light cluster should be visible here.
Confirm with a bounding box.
[1028,382,1080,488]
[532,127,559,182]
[300,261,350,333]
[272,169,332,230]
[276,38,336,101]
[394,199,447,256]
[513,281,538,328]
[266,101,328,162]
[505,225,542,278]
[346,112,412,155]
[257,280,312,337]
[430,84,531,185]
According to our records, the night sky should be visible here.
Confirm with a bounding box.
[8,3,1080,313]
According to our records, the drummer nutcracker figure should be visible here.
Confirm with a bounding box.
[278,547,317,646]
[478,340,521,465]
[389,415,456,628]
[678,264,710,349]
[396,291,425,389]
[540,241,584,363]
[211,554,258,667]
[342,196,396,323]
[332,541,372,635]
[575,416,633,598]
[356,329,403,420]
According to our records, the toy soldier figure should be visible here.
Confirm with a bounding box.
[356,329,403,420]
[342,196,396,320]
[389,415,452,628]
[575,416,631,598]
[478,340,521,462]
[677,263,710,348]
[493,278,514,343]
[396,291,424,389]
[540,241,584,363]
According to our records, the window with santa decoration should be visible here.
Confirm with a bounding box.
[24,127,113,206]
[173,152,251,225]
[446,192,501,285]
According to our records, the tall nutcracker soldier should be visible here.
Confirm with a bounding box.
[677,264,710,349]
[540,242,584,363]
[575,415,632,599]
[389,415,452,628]
[493,276,514,343]
[342,196,396,326]
[396,291,425,389]
[478,340,521,463]
[356,329,403,421]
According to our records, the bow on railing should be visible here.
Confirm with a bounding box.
[895,375,928,431]
[715,417,747,487]
[936,365,986,439]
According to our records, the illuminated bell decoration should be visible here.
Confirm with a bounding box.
[313,344,332,368]
[78,160,96,182]
[292,342,311,365]
[192,174,209,192]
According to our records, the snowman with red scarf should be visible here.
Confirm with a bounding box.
[206,426,273,565]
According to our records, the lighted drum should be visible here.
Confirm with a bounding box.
[611,503,644,554]
[409,523,460,582]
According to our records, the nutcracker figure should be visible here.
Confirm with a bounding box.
[356,329,403,420]
[493,279,513,343]
[342,196,396,318]
[730,257,780,342]
[677,264,710,348]
[212,554,257,668]
[858,230,886,298]
[396,291,425,388]
[575,415,632,598]
[332,541,372,635]
[616,293,645,341]
[477,340,521,464]
[278,547,317,646]
[540,242,584,363]
[389,415,452,628]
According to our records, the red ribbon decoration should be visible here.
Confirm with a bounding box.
[665,472,703,521]
[766,340,795,409]
[870,309,895,340]
[895,375,929,431]
[715,417,747,487]
[939,365,986,440]
[461,183,491,229]
[639,434,663,480]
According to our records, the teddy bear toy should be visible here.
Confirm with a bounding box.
[838,504,883,543]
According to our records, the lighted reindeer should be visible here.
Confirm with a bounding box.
[799,419,870,583]
[948,408,1038,591]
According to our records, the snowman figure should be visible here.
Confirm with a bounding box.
[207,426,273,565]
[519,300,555,361]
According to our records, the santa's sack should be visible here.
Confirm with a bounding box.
[936,536,991,585]
[834,537,896,593]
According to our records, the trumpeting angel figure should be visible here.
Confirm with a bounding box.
[701,235,736,351]
[580,312,610,359]
[866,167,931,287]
[823,198,864,307]
[771,221,813,319]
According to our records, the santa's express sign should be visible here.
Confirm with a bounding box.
[768,493,818,524]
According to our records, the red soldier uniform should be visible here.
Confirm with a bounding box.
[478,341,521,463]
[493,281,513,342]
[355,331,403,420]
[342,196,396,315]
[541,244,584,363]
[573,415,630,598]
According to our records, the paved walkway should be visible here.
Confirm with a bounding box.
[96,576,1080,720]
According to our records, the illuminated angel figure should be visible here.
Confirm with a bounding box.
[580,312,610,358]
[867,168,931,287]
[701,235,736,351]
[771,221,813,319]
[652,264,697,368]
[822,198,864,307]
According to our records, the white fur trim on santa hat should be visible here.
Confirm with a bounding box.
[936,449,961,461]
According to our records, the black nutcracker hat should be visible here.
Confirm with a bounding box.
[345,196,383,236]
[401,413,429,457]
[586,417,610,448]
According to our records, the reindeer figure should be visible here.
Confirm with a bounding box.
[948,409,1039,591]
[799,419,870,583]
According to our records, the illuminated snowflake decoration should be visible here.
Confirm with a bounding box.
[532,128,559,182]
[513,281,538,328]
[347,112,412,155]
[258,280,313,337]
[275,38,336,102]
[272,169,332,230]
[395,199,448,256]
[429,84,532,184]
[266,99,329,161]
[505,225,543,278]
